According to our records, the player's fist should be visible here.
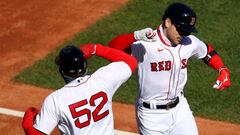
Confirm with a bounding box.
[134,28,157,42]
[213,67,231,90]
[80,44,96,59]
[22,107,39,131]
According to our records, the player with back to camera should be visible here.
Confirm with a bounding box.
[22,43,137,135]
[108,2,231,135]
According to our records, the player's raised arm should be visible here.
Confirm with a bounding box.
[203,43,231,90]
[80,44,137,73]
[108,33,135,52]
[108,28,156,53]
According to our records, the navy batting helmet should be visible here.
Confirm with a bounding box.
[55,45,87,83]
[162,3,197,34]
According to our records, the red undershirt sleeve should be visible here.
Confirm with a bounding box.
[204,44,224,71]
[108,33,136,53]
[95,44,137,73]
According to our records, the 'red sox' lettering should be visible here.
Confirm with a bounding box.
[151,59,188,71]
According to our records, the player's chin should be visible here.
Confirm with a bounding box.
[172,40,181,46]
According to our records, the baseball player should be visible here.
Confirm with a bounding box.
[108,2,231,135]
[22,44,137,135]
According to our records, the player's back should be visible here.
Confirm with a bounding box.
[52,74,114,135]
[34,61,132,135]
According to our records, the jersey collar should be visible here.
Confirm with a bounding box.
[157,25,171,47]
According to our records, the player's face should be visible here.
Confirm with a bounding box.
[164,19,182,46]
[164,18,190,46]
[166,24,182,46]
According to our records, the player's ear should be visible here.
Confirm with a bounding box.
[164,18,172,28]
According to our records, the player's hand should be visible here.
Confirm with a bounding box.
[80,44,96,59]
[22,107,39,131]
[134,28,157,42]
[213,67,231,90]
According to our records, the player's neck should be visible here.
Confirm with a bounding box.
[161,25,179,47]
[160,25,173,47]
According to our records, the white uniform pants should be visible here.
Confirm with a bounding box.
[136,96,198,135]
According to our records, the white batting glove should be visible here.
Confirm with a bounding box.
[134,28,157,42]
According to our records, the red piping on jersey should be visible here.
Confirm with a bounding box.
[163,47,174,99]
[157,26,171,47]
[174,45,183,97]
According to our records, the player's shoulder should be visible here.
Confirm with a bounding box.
[189,35,201,41]
[132,40,145,45]
[132,40,157,50]
[188,35,204,43]
[95,61,131,75]
[43,90,58,104]
[92,61,132,84]
[181,35,204,46]
[48,76,91,99]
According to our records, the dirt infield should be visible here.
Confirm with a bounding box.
[0,0,239,135]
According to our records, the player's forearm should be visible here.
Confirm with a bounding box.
[95,44,137,72]
[108,33,136,51]
[203,43,231,90]
[203,43,225,71]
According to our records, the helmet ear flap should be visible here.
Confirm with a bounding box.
[59,67,76,83]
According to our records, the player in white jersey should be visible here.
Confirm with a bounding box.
[108,2,231,135]
[22,44,137,135]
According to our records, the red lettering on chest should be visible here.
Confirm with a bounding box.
[150,59,188,72]
[150,60,172,71]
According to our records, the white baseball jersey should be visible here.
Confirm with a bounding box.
[133,25,207,135]
[34,61,132,135]
[132,25,207,102]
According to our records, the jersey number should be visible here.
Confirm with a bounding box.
[68,91,109,129]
